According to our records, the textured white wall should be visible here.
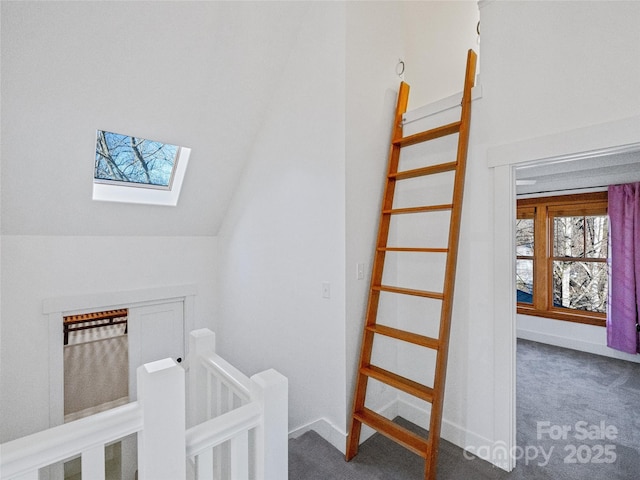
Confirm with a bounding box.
[402,1,480,108]
[345,1,406,436]
[216,2,347,445]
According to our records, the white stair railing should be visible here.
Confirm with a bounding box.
[186,329,288,480]
[1,358,185,480]
[0,329,288,480]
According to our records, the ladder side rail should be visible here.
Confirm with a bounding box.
[346,82,410,460]
[424,49,477,480]
[345,50,477,480]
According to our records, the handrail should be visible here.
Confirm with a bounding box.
[2,330,286,480]
[185,402,261,457]
[1,402,142,479]
[198,352,251,401]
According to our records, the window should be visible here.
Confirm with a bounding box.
[516,192,608,326]
[92,130,191,206]
[95,131,180,189]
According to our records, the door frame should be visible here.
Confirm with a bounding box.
[488,115,640,471]
[44,284,197,429]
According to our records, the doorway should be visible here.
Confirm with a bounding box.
[489,117,640,471]
[44,285,195,480]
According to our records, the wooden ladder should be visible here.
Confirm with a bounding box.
[345,49,477,480]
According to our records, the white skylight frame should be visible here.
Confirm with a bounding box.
[92,130,191,206]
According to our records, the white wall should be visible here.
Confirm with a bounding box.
[479,0,640,145]
[345,1,406,435]
[216,0,482,452]
[402,1,480,107]
[216,2,347,446]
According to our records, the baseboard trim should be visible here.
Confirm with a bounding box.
[288,398,503,468]
[288,418,347,454]
[395,399,501,468]
[288,400,398,455]
[517,328,640,364]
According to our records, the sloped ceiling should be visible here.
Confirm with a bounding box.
[1,1,308,236]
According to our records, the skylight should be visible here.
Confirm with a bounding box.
[92,130,190,206]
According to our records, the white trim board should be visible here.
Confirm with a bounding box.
[396,399,500,470]
[287,399,397,455]
[43,284,197,314]
[402,85,483,126]
[288,398,495,466]
[487,115,640,168]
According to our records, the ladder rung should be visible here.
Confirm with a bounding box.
[383,204,452,215]
[392,121,461,148]
[361,365,434,402]
[378,247,448,253]
[390,161,457,180]
[374,285,444,300]
[366,324,439,350]
[353,408,429,458]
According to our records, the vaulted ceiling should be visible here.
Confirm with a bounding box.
[1,1,309,236]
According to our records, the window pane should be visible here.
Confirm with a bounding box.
[585,215,608,259]
[553,216,584,257]
[516,259,533,304]
[552,261,608,313]
[95,130,180,188]
[516,219,534,256]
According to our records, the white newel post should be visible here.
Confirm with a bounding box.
[137,358,186,480]
[251,369,288,480]
[188,329,216,427]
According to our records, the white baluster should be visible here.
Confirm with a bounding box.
[81,445,105,480]
[189,329,216,426]
[196,448,213,480]
[230,431,249,480]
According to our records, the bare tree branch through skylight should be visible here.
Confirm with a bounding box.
[94,130,180,189]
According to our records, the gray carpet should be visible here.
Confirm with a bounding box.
[289,339,640,479]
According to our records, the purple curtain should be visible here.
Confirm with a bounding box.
[607,182,640,354]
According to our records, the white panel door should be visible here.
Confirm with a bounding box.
[127,301,184,400]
